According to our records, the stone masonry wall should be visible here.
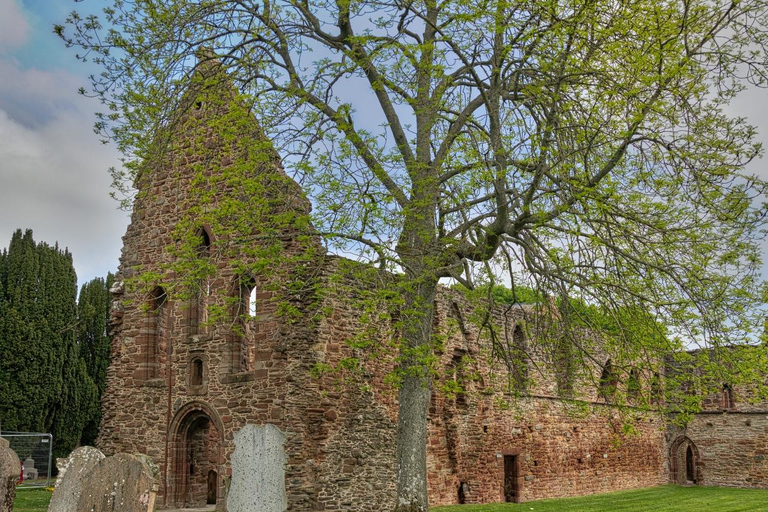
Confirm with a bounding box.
[670,411,768,489]
[98,63,670,512]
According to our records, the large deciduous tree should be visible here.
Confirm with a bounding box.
[59,0,768,509]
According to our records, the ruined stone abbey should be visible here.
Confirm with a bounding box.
[97,64,768,510]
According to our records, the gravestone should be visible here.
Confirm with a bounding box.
[73,453,157,512]
[23,458,37,481]
[48,446,106,512]
[228,423,286,512]
[0,438,21,512]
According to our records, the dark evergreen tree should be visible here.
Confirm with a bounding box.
[0,229,114,458]
[0,229,78,443]
[76,274,114,446]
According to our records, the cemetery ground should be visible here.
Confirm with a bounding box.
[433,486,768,511]
[12,488,51,512]
[11,485,768,512]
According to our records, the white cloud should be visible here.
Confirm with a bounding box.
[0,57,129,286]
[724,85,768,180]
[0,0,30,50]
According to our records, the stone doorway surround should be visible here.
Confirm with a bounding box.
[669,435,701,485]
[167,402,225,509]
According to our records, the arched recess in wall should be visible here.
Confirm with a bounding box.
[230,276,257,372]
[598,359,618,402]
[510,323,529,391]
[450,349,468,407]
[196,226,212,257]
[143,286,167,381]
[167,401,225,508]
[554,335,575,397]
[650,372,663,405]
[187,353,208,395]
[189,226,212,336]
[669,436,701,485]
[627,368,642,403]
[722,383,735,409]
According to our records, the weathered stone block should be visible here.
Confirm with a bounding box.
[73,453,157,512]
[228,424,286,512]
[48,446,106,512]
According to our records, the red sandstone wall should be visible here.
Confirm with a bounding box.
[97,68,669,512]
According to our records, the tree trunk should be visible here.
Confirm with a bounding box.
[394,270,437,512]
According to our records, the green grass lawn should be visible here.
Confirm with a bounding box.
[11,485,768,512]
[13,487,52,512]
[433,485,768,512]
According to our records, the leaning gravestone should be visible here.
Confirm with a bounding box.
[0,438,21,512]
[228,424,286,512]
[73,453,157,512]
[48,446,106,512]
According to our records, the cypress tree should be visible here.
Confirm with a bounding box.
[76,274,113,446]
[0,230,88,458]
[0,229,54,432]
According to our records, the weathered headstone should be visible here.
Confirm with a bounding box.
[48,446,106,512]
[73,453,157,512]
[23,458,37,481]
[228,423,286,512]
[0,438,21,512]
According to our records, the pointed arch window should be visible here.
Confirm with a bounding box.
[722,383,735,409]
[248,285,257,317]
[650,372,662,405]
[196,227,211,257]
[598,359,618,402]
[191,358,204,386]
[627,368,642,402]
[510,323,528,392]
[143,286,167,381]
[231,276,258,372]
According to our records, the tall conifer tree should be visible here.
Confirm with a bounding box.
[0,229,113,458]
[76,274,114,446]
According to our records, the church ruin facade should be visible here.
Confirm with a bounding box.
[96,66,767,510]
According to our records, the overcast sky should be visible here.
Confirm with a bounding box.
[1,0,767,290]
[0,0,129,287]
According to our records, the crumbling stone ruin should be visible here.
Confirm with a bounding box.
[95,62,768,511]
[665,348,768,488]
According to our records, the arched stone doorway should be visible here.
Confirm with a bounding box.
[670,436,701,485]
[168,402,224,508]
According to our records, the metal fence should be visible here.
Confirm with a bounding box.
[0,431,53,488]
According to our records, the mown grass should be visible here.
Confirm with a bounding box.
[13,487,52,512]
[433,485,768,512]
[11,484,768,512]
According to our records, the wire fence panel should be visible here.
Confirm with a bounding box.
[0,432,53,488]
